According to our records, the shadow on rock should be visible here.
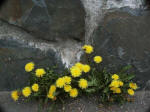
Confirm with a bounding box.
[0,0,6,8]
[146,107,150,112]
[0,105,5,112]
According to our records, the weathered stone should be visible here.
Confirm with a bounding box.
[0,0,85,41]
[0,0,22,22]
[93,9,150,88]
[0,91,150,112]
[0,20,64,91]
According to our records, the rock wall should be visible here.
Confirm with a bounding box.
[0,19,83,90]
[0,0,150,90]
[0,0,85,41]
[81,0,143,43]
[93,9,150,89]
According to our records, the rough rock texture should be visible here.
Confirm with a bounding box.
[0,18,83,91]
[93,9,150,88]
[81,0,143,44]
[0,1,150,112]
[0,20,64,91]
[0,91,150,112]
[0,0,149,91]
[0,0,85,41]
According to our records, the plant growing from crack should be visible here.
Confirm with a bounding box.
[11,45,138,105]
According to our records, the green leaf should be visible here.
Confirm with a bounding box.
[85,88,97,93]
[120,65,132,72]
[44,97,48,104]
[88,81,94,86]
[53,91,60,96]
[103,88,109,93]
[123,74,135,81]
[33,92,40,97]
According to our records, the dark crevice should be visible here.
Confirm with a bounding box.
[70,36,83,42]
[0,18,82,44]
[0,0,7,8]
[145,0,150,9]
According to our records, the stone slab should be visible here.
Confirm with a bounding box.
[0,91,149,112]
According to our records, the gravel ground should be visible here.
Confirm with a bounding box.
[0,91,150,112]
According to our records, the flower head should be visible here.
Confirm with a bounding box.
[115,88,121,93]
[70,66,82,77]
[109,80,120,88]
[82,45,93,54]
[112,74,119,80]
[82,45,88,49]
[47,85,56,99]
[79,79,88,89]
[63,76,72,84]
[129,83,138,90]
[64,85,72,92]
[35,68,46,77]
[25,62,34,72]
[11,90,19,101]
[56,78,65,88]
[69,88,78,98]
[47,92,54,99]
[94,56,102,63]
[75,62,84,71]
[32,83,39,92]
[118,81,124,87]
[82,64,90,73]
[110,87,121,93]
[128,89,134,96]
[49,85,56,93]
[22,87,31,97]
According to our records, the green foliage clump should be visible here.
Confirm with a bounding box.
[11,45,138,105]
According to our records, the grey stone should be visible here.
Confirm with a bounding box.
[43,0,85,41]
[0,0,85,41]
[92,9,150,88]
[0,20,64,91]
[0,91,150,112]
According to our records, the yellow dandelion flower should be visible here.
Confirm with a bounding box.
[75,62,84,71]
[79,79,88,89]
[82,45,88,49]
[11,90,19,101]
[128,89,134,96]
[49,85,56,93]
[63,76,72,84]
[110,87,116,91]
[56,78,65,88]
[47,92,54,99]
[82,45,93,54]
[22,87,31,97]
[119,81,124,86]
[47,85,56,99]
[64,85,72,92]
[32,83,39,92]
[82,64,90,73]
[35,68,46,77]
[69,88,78,98]
[115,88,121,93]
[129,83,138,90]
[110,87,121,93]
[109,80,120,88]
[112,74,119,80]
[70,66,82,77]
[94,56,102,63]
[25,62,34,72]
